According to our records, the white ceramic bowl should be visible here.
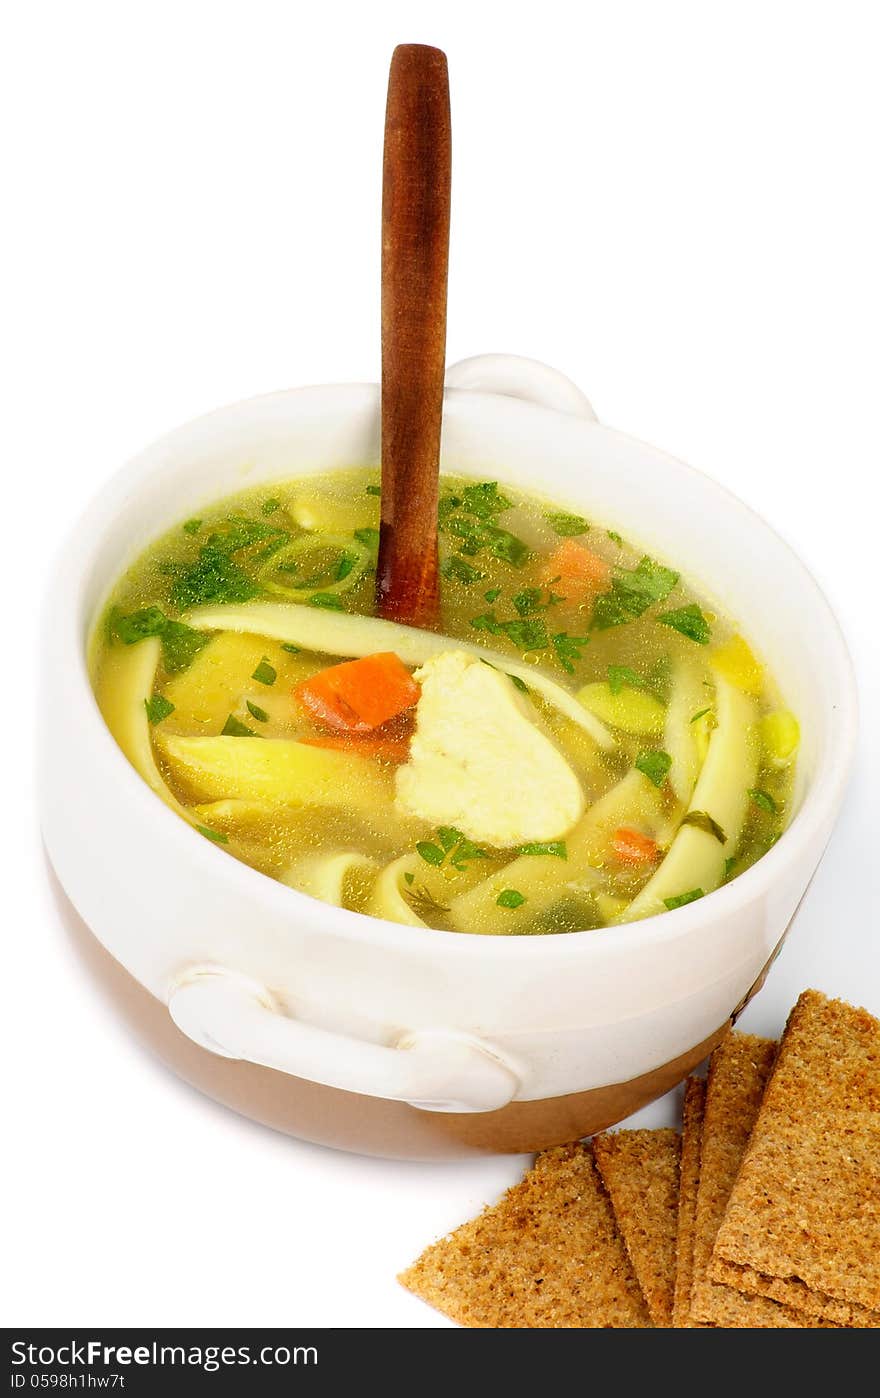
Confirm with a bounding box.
[40,356,857,1158]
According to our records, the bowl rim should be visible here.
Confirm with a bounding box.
[46,380,859,962]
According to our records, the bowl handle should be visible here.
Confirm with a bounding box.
[445,353,597,420]
[167,965,520,1114]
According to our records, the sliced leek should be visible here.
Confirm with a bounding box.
[184,601,615,749]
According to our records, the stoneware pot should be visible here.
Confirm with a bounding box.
[40,355,857,1159]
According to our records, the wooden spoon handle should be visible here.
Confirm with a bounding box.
[376,44,451,627]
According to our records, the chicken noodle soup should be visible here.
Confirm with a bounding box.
[90,469,799,934]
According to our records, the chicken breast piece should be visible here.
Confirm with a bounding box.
[395,651,584,847]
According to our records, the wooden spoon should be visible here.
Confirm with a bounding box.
[376,44,451,628]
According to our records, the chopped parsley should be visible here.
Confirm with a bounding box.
[441,555,484,585]
[682,810,727,844]
[221,713,260,737]
[108,607,209,675]
[365,484,381,496]
[261,498,281,515]
[182,518,202,535]
[723,856,737,881]
[144,694,175,725]
[416,827,488,873]
[690,707,712,724]
[483,586,502,602]
[196,825,229,844]
[748,788,778,815]
[592,556,679,630]
[512,586,565,617]
[546,511,590,536]
[657,603,711,645]
[403,871,415,885]
[551,631,589,674]
[246,700,269,723]
[251,658,277,686]
[496,889,526,909]
[607,530,624,546]
[663,888,705,910]
[470,611,548,652]
[281,643,301,654]
[635,749,672,788]
[608,664,646,695]
[517,841,567,859]
[169,545,261,609]
[508,674,529,694]
[460,481,512,519]
[354,526,380,551]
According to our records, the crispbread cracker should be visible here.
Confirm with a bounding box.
[399,1142,651,1327]
[672,1076,705,1327]
[710,991,880,1327]
[689,1031,818,1327]
[593,1128,681,1326]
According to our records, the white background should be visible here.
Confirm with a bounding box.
[4,0,879,1329]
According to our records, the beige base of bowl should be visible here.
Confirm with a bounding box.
[52,870,731,1159]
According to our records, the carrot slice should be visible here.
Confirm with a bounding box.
[294,652,420,733]
[611,826,660,865]
[542,539,611,598]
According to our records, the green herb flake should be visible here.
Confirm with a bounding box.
[483,586,502,602]
[281,643,300,654]
[308,592,345,610]
[261,498,281,515]
[663,888,706,911]
[547,511,590,536]
[748,788,778,815]
[170,545,261,610]
[512,587,543,617]
[635,749,673,788]
[681,810,727,844]
[160,620,210,674]
[608,664,645,696]
[607,530,624,546]
[551,631,589,674]
[723,856,737,881]
[144,694,175,725]
[416,842,446,867]
[504,617,549,652]
[109,606,167,645]
[690,707,712,724]
[441,555,485,585]
[182,518,202,536]
[196,824,229,844]
[489,529,530,567]
[592,556,680,630]
[221,713,260,737]
[460,481,512,519]
[508,674,529,694]
[365,484,381,497]
[517,841,567,859]
[251,658,277,686]
[496,889,526,909]
[657,603,711,645]
[246,700,269,723]
[354,526,381,551]
[403,871,415,886]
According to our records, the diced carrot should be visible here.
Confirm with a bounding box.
[300,732,411,764]
[541,539,611,598]
[610,826,660,865]
[294,652,420,733]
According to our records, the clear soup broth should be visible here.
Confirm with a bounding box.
[91,468,798,935]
